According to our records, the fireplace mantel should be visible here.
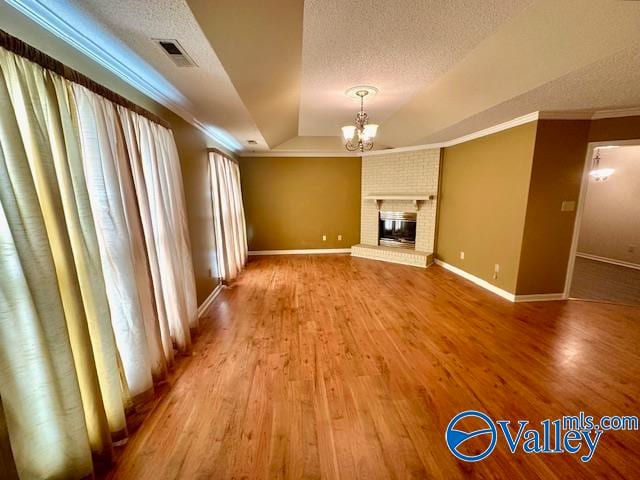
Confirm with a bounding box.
[363,194,436,210]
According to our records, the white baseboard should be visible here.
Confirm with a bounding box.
[434,260,567,303]
[249,248,352,255]
[576,252,640,271]
[434,259,516,301]
[513,293,567,302]
[197,283,224,318]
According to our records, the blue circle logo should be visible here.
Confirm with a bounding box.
[445,410,497,462]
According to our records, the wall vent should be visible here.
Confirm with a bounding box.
[153,39,196,67]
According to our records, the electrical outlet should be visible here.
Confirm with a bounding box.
[493,264,500,279]
[561,200,576,212]
[460,251,465,260]
[338,234,342,241]
[208,268,212,278]
[322,235,327,241]
[629,245,636,253]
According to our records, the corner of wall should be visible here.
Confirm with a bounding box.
[515,119,590,295]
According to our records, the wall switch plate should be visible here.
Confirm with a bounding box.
[338,234,342,241]
[322,235,327,241]
[561,200,576,212]
[460,251,465,259]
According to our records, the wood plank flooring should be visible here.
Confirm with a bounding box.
[106,255,640,479]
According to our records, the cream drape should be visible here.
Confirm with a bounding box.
[0,47,117,479]
[209,151,247,281]
[118,108,175,365]
[118,108,198,351]
[0,44,199,479]
[73,85,156,399]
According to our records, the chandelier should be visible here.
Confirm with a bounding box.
[341,87,379,152]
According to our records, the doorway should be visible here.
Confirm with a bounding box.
[565,141,640,306]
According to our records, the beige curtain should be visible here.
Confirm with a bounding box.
[0,45,199,478]
[118,109,198,351]
[209,151,247,281]
[0,47,119,479]
[117,107,175,365]
[73,84,157,399]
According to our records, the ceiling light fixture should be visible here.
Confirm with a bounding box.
[342,86,379,152]
[589,147,615,181]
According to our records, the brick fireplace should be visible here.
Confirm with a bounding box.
[351,148,441,267]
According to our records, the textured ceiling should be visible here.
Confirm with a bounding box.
[187,0,304,149]
[380,0,640,147]
[14,0,640,153]
[298,0,534,137]
[64,0,267,151]
[421,44,640,144]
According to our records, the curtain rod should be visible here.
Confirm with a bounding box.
[207,148,239,163]
[0,29,171,130]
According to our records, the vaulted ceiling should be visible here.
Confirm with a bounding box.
[9,0,640,153]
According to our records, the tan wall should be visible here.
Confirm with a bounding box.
[172,127,219,304]
[437,122,538,293]
[1,5,219,304]
[239,156,361,250]
[515,120,590,295]
[588,115,640,143]
[578,146,640,265]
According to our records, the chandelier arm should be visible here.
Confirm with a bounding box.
[345,140,358,152]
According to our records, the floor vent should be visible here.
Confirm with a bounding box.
[154,39,196,67]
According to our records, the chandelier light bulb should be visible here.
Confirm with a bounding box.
[342,125,356,141]
[363,124,378,140]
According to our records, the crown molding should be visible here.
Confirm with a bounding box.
[441,111,540,148]
[537,111,594,120]
[6,0,241,153]
[538,107,640,121]
[242,105,640,159]
[363,112,541,156]
[591,106,640,120]
[239,150,361,158]
[362,142,443,156]
[364,106,640,157]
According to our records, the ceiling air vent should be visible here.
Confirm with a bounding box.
[247,140,258,145]
[154,39,196,67]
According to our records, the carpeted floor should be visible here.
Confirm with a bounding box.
[570,256,640,306]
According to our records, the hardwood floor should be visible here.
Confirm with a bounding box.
[106,255,640,479]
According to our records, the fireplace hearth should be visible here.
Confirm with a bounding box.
[378,211,417,248]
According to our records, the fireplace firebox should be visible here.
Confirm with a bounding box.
[378,211,417,248]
